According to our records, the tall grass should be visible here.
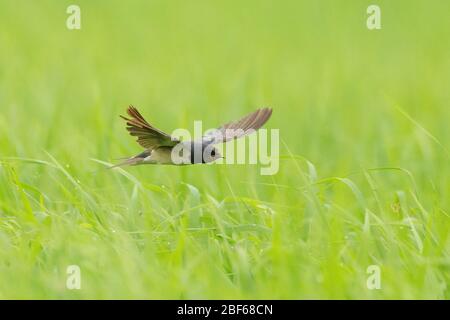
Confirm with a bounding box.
[0,0,449,299]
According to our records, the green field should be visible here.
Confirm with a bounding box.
[0,0,449,299]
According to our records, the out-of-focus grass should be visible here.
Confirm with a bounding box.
[0,0,449,299]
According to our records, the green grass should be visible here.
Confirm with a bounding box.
[0,0,449,299]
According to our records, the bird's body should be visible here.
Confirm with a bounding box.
[112,106,272,168]
[121,142,211,166]
[134,147,173,165]
[147,146,175,164]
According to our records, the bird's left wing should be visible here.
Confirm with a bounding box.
[202,108,272,144]
[121,105,179,149]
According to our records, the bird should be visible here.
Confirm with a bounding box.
[112,105,273,167]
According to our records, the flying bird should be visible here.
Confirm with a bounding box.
[112,105,272,167]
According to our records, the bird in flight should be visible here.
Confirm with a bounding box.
[112,105,273,167]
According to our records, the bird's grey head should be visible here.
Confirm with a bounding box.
[202,146,222,164]
[187,142,222,164]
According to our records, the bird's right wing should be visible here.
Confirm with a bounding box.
[121,105,179,149]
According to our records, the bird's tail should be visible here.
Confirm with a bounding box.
[108,157,143,169]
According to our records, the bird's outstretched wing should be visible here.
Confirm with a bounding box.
[121,105,179,149]
[202,108,272,144]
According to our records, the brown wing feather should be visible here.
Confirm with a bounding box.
[121,105,179,149]
[203,108,273,143]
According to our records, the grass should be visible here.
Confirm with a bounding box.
[0,0,449,299]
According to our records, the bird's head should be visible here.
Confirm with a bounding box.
[203,146,222,163]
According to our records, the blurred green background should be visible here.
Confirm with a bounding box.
[0,0,449,299]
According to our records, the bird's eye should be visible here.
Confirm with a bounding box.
[211,150,216,156]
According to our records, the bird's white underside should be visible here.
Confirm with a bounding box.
[143,148,174,164]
